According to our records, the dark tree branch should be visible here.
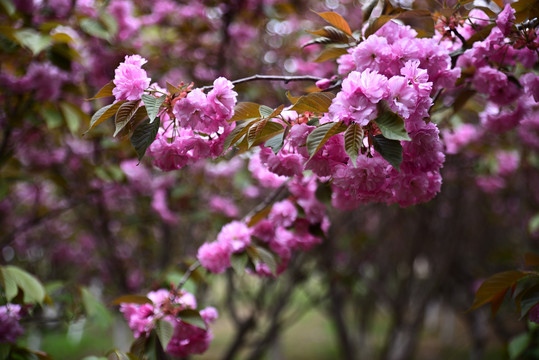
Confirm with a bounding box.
[202,75,323,91]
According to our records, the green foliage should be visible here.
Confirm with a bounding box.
[141,94,166,124]
[344,123,363,166]
[306,121,347,158]
[0,265,46,305]
[87,102,125,133]
[178,309,206,330]
[289,92,336,114]
[246,245,279,275]
[371,134,404,171]
[373,106,411,141]
[130,118,160,161]
[81,287,112,329]
[155,320,174,349]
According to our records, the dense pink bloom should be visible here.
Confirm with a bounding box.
[401,123,445,173]
[197,241,233,274]
[113,55,151,101]
[480,102,523,133]
[209,196,239,218]
[151,189,178,224]
[495,150,519,176]
[351,35,392,73]
[329,70,385,126]
[248,152,287,188]
[0,304,24,343]
[108,0,140,41]
[259,147,303,177]
[519,112,539,150]
[520,73,539,102]
[216,221,252,252]
[121,289,217,358]
[476,175,505,193]
[391,171,442,207]
[472,66,508,100]
[443,124,480,154]
[206,77,238,122]
[496,4,515,35]
[119,303,155,338]
[268,199,298,227]
[173,89,212,131]
[386,76,418,119]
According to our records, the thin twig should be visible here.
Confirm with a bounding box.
[176,260,201,291]
[243,180,289,221]
[201,75,323,91]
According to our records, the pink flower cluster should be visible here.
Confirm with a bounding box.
[197,175,329,276]
[0,304,24,343]
[197,221,252,273]
[455,5,538,134]
[113,55,151,102]
[120,289,217,357]
[253,21,454,208]
[147,77,238,171]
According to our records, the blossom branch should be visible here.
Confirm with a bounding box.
[176,260,201,291]
[202,75,323,91]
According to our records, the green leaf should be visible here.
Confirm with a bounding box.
[519,283,539,318]
[315,11,353,37]
[106,350,131,360]
[155,320,174,350]
[80,18,110,41]
[111,295,153,306]
[87,81,115,100]
[231,253,249,275]
[43,107,63,129]
[508,333,530,360]
[60,102,82,134]
[166,82,181,96]
[115,106,148,139]
[178,309,206,330]
[255,246,278,275]
[290,92,336,114]
[265,132,285,154]
[222,119,259,153]
[230,102,261,122]
[114,100,140,137]
[374,108,410,141]
[307,26,351,43]
[0,0,15,16]
[302,37,336,48]
[286,91,301,105]
[81,287,112,328]
[0,343,11,360]
[344,123,363,166]
[259,105,274,118]
[469,271,528,311]
[14,29,50,55]
[130,118,160,161]
[141,94,166,123]
[1,265,45,304]
[528,214,539,235]
[247,206,272,227]
[86,101,125,133]
[306,121,347,158]
[0,267,17,302]
[247,119,268,148]
[372,134,403,170]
